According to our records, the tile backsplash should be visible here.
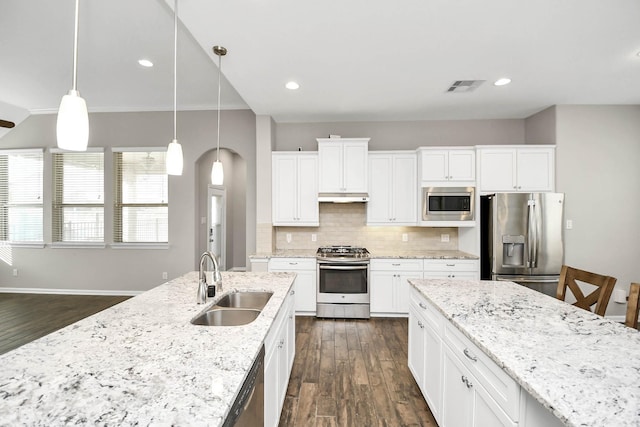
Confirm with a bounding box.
[274,203,458,252]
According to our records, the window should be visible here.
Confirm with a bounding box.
[0,149,44,244]
[52,150,104,243]
[114,149,168,243]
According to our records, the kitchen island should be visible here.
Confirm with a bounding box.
[0,271,296,426]
[409,278,640,427]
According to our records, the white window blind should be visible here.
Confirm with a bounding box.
[0,150,44,243]
[53,151,104,242]
[114,150,168,243]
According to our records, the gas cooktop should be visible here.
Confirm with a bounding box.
[316,245,370,261]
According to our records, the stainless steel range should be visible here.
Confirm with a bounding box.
[316,245,370,319]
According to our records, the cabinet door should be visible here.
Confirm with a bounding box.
[264,345,279,427]
[296,155,319,224]
[294,270,316,313]
[396,272,421,313]
[286,296,296,372]
[391,154,417,224]
[408,305,426,390]
[420,150,449,181]
[516,148,554,192]
[272,155,298,223]
[367,155,393,223]
[442,346,475,427]
[448,150,476,181]
[474,384,517,427]
[318,143,344,192]
[423,316,443,424]
[479,149,516,192]
[343,142,368,192]
[370,271,395,313]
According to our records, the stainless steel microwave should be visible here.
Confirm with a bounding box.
[422,187,475,221]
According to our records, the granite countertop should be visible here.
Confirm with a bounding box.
[409,278,640,427]
[0,271,296,426]
[250,250,478,260]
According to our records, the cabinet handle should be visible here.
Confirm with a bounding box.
[290,290,295,295]
[289,262,298,265]
[419,302,427,309]
[461,375,473,389]
[463,348,478,362]
[417,320,424,329]
[446,263,455,267]
[392,263,401,266]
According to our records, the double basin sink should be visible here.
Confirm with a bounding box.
[191,291,273,326]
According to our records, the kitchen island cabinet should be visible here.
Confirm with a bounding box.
[0,271,296,426]
[408,278,640,427]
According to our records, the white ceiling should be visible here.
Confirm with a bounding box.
[1,0,639,130]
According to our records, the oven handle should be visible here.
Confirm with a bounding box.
[318,264,369,271]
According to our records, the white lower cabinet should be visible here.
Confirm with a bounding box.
[264,289,296,427]
[268,258,316,314]
[370,259,423,315]
[423,259,479,280]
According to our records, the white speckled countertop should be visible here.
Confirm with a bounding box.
[0,271,295,426]
[409,278,640,427]
[250,250,478,260]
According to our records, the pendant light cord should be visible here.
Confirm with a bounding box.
[216,52,222,162]
[173,0,178,141]
[72,0,80,91]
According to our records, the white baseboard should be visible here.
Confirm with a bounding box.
[0,287,142,297]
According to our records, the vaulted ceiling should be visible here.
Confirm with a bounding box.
[1,0,639,136]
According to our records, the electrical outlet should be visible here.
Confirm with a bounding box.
[441,234,450,243]
[311,234,317,242]
[12,269,18,277]
[162,272,168,280]
[286,233,292,243]
[402,233,408,242]
[566,219,573,230]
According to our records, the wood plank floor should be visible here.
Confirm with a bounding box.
[280,316,437,427]
[0,293,131,355]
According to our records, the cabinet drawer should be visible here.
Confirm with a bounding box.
[444,323,520,420]
[423,259,478,272]
[269,258,316,271]
[410,287,445,336]
[370,258,424,271]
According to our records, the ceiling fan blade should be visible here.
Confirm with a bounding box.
[0,120,16,129]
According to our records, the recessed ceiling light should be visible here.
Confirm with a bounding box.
[138,59,154,68]
[494,78,511,86]
[285,81,300,90]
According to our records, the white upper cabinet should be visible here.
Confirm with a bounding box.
[272,152,319,226]
[367,151,417,225]
[478,146,555,192]
[317,138,369,193]
[419,147,475,184]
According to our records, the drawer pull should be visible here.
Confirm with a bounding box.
[463,348,478,362]
[290,290,295,295]
[392,263,401,266]
[289,262,298,265]
[461,375,473,389]
[419,302,427,310]
[446,263,456,267]
[418,320,424,329]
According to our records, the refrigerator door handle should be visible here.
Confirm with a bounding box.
[532,199,539,268]
[527,199,535,268]
[495,276,559,283]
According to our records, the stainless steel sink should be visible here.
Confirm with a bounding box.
[215,291,273,310]
[191,308,261,326]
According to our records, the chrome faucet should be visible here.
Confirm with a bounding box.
[198,251,223,304]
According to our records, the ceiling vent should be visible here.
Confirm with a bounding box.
[446,80,485,93]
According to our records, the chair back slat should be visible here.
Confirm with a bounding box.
[625,283,640,329]
[556,265,617,317]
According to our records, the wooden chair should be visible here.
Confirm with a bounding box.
[625,283,640,329]
[556,265,617,317]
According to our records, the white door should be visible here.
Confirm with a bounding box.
[208,186,226,271]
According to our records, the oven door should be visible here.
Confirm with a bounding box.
[317,263,369,304]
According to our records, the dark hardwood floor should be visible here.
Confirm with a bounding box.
[280,316,437,427]
[0,295,435,426]
[0,293,131,355]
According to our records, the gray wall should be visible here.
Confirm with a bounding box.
[555,105,640,316]
[0,109,255,293]
[525,106,557,145]
[275,119,525,151]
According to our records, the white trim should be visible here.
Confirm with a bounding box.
[0,287,142,297]
[3,242,45,248]
[111,243,169,250]
[50,242,106,249]
[0,148,44,155]
[112,147,167,153]
[50,147,104,154]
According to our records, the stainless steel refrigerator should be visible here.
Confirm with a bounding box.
[480,193,564,296]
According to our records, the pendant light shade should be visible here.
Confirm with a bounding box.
[57,90,89,151]
[211,45,227,185]
[211,160,224,185]
[166,0,183,175]
[57,0,89,151]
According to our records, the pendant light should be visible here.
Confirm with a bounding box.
[210,46,227,186]
[166,0,183,175]
[56,0,89,151]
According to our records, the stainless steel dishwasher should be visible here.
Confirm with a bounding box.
[222,345,264,427]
